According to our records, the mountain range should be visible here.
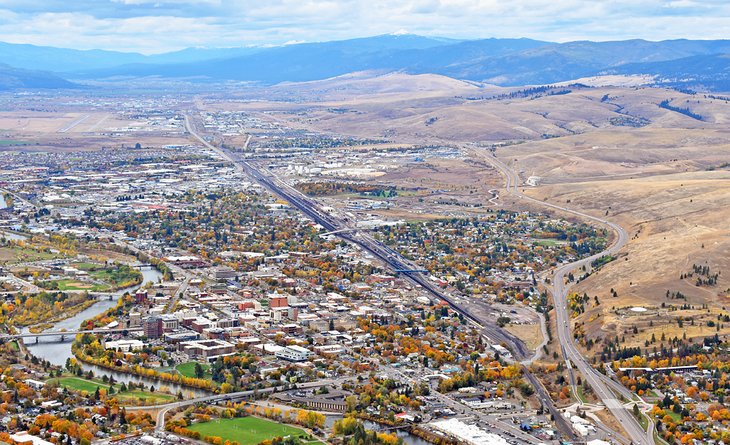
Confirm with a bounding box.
[1,34,729,91]
[0,63,76,91]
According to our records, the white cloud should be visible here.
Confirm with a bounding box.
[0,0,728,53]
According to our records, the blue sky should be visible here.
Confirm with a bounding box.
[0,0,728,53]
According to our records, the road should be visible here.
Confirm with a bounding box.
[184,114,578,442]
[381,366,542,445]
[476,149,654,445]
[164,276,191,314]
[0,273,42,293]
[126,379,347,431]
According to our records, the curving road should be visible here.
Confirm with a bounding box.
[476,149,653,445]
[123,379,345,431]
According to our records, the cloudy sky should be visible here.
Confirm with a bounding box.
[0,0,728,54]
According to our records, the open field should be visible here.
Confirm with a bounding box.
[49,376,175,404]
[0,105,192,153]
[88,266,142,288]
[521,168,730,349]
[175,361,210,378]
[187,417,319,445]
[504,323,544,350]
[50,376,111,393]
[0,246,64,264]
[115,390,175,404]
[72,262,104,270]
[41,279,110,292]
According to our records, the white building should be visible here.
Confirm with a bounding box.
[430,419,509,445]
[275,345,312,362]
[104,339,145,352]
[10,432,54,445]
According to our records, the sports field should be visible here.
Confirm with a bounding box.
[50,279,111,291]
[187,417,321,445]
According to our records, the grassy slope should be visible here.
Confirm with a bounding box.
[49,376,174,403]
[51,376,110,393]
[176,361,210,378]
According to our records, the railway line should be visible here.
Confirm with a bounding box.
[185,115,578,441]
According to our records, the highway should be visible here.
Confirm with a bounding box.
[476,149,653,445]
[184,114,578,442]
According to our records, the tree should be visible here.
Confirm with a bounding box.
[195,362,205,379]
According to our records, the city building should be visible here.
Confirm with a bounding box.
[104,339,145,352]
[179,339,236,361]
[275,345,312,362]
[143,316,163,339]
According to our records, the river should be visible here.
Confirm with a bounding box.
[325,416,432,445]
[22,266,433,438]
[22,266,209,398]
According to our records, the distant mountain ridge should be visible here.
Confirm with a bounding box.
[74,35,729,90]
[70,34,471,81]
[0,41,265,73]
[0,63,77,90]
[606,53,730,91]
[1,34,729,91]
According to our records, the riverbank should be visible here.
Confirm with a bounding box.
[49,374,179,406]
[72,343,217,393]
[26,298,98,333]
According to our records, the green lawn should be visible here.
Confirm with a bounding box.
[116,390,175,404]
[72,262,104,271]
[51,376,110,393]
[89,265,142,288]
[533,238,561,247]
[576,386,587,403]
[50,376,174,404]
[176,361,210,378]
[666,410,683,422]
[41,279,111,292]
[187,417,315,445]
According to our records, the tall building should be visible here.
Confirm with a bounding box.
[143,316,163,339]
